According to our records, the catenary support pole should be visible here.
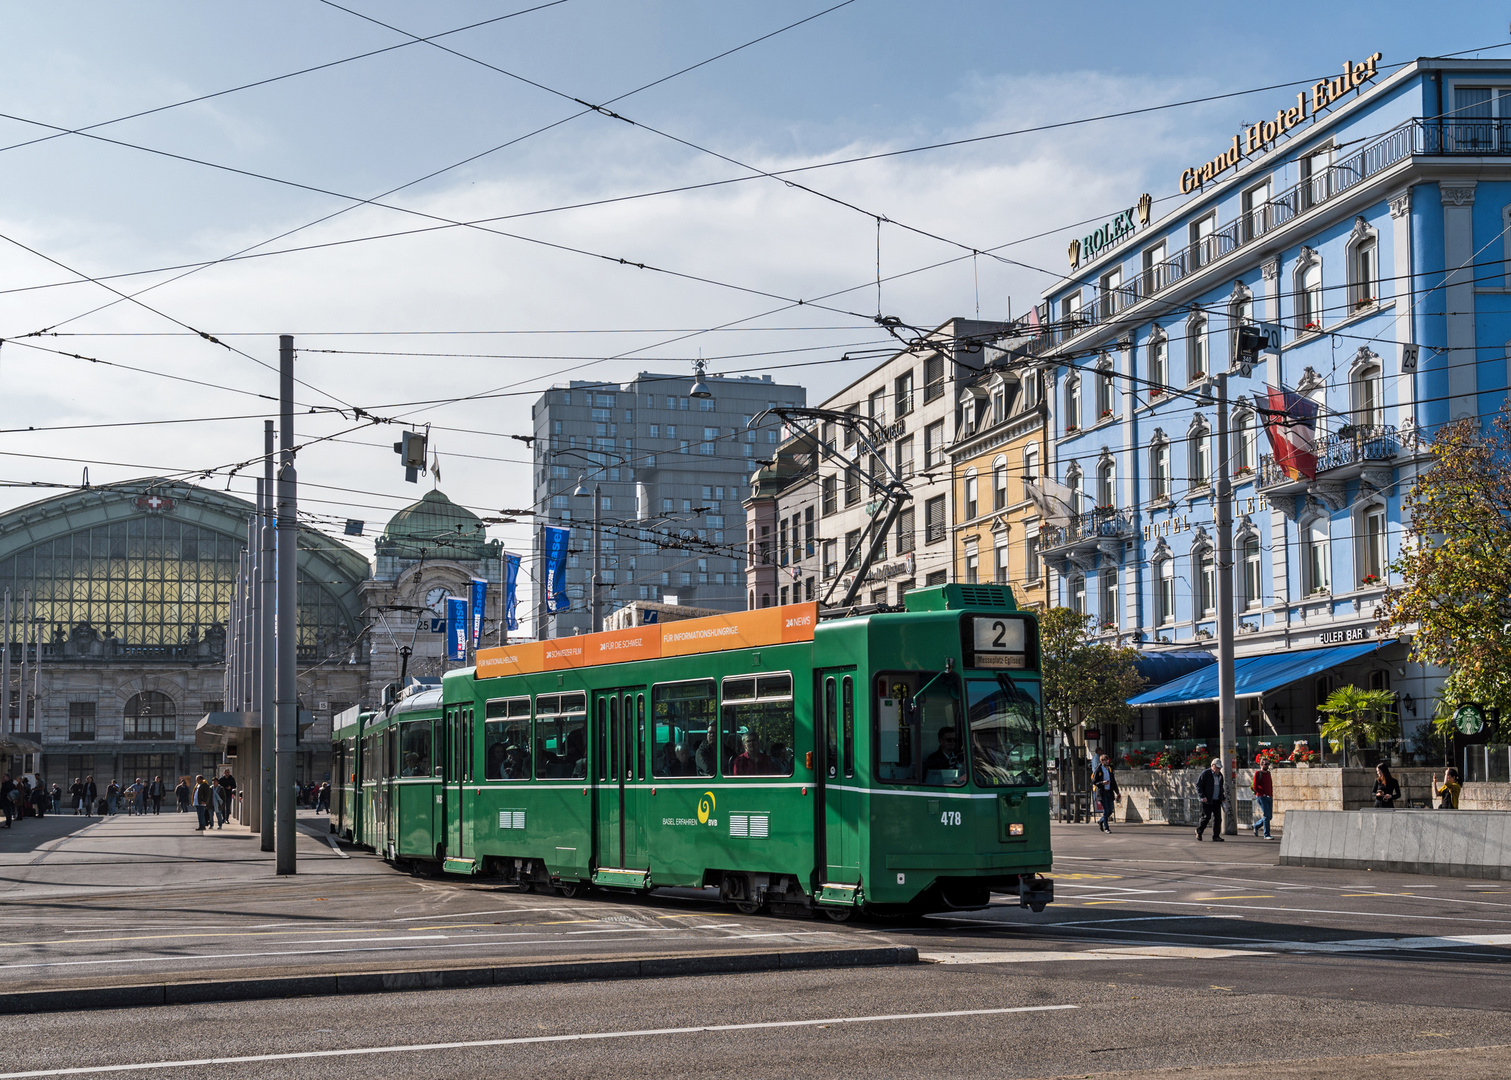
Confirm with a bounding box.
[591,483,602,634]
[1,590,10,733]
[260,422,276,849]
[18,590,29,734]
[275,336,298,874]
[245,497,260,828]
[1215,370,1238,835]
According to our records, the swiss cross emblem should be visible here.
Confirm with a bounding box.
[134,494,174,513]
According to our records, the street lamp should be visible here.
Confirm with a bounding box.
[573,475,602,633]
[690,359,712,399]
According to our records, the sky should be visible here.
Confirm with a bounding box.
[0,0,1506,617]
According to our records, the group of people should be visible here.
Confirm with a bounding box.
[1089,754,1471,839]
[1,773,57,827]
[656,724,792,778]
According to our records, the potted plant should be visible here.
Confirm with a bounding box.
[1122,749,1150,769]
[1190,370,1206,382]
[1065,424,1079,434]
[1318,684,1400,767]
[1150,387,1165,398]
[1254,745,1283,768]
[1100,408,1114,419]
[1360,573,1381,587]
[1354,296,1375,310]
[1289,742,1318,767]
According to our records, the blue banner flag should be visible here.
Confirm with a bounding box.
[469,577,487,648]
[504,553,521,631]
[445,596,468,661]
[543,526,571,613]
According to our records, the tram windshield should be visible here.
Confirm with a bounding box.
[965,677,1045,787]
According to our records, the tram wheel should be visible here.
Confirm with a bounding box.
[555,881,588,899]
[734,900,763,916]
[822,906,855,923]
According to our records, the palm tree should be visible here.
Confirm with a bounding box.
[1318,685,1400,765]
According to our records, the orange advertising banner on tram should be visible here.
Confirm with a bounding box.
[473,601,818,680]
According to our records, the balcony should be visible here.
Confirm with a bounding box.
[1024,117,1491,358]
[1259,424,1399,498]
[1040,507,1134,569]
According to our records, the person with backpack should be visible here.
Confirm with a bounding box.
[192,775,213,831]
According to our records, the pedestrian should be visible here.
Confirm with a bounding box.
[70,778,85,816]
[316,781,331,814]
[175,776,190,813]
[1251,760,1274,839]
[1196,757,1226,841]
[106,779,121,815]
[49,783,62,813]
[149,775,164,815]
[1373,763,1401,809]
[216,770,236,828]
[1,773,13,829]
[82,775,97,818]
[1092,753,1119,832]
[192,774,212,831]
[126,778,144,816]
[1434,767,1461,809]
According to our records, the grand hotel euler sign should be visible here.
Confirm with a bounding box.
[1179,52,1383,194]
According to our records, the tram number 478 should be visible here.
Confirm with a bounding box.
[940,810,963,826]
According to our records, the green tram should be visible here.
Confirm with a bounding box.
[342,585,1053,917]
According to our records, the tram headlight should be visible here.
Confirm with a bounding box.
[1009,823,1024,836]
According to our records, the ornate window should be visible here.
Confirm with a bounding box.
[124,691,175,741]
[964,468,979,520]
[1155,551,1176,624]
[1357,501,1388,585]
[1195,546,1216,615]
[992,455,1008,511]
[1064,371,1082,433]
[1188,417,1211,489]
[1099,569,1118,629]
[1242,535,1263,608]
[1345,216,1379,311]
[1069,572,1086,614]
[1065,464,1084,516]
[1095,357,1116,420]
[1022,444,1039,488]
[1232,407,1258,476]
[1096,456,1117,510]
[1302,514,1332,594]
[1228,281,1253,363]
[1187,312,1208,383]
[1149,330,1169,396]
[1350,349,1384,430]
[1295,247,1323,334]
[1150,432,1172,500]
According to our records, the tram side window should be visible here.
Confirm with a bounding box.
[534,693,587,778]
[361,736,375,783]
[875,673,966,787]
[720,673,794,776]
[652,679,718,777]
[399,721,433,777]
[483,697,532,780]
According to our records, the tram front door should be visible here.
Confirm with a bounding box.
[591,686,648,878]
[815,669,860,886]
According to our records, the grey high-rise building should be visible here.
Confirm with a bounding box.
[531,371,806,638]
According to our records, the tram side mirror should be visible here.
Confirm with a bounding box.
[804,751,814,770]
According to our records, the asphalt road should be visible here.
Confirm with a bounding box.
[5,808,1511,1077]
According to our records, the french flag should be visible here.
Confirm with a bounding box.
[1260,385,1318,480]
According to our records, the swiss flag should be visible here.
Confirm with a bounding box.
[1260,385,1318,481]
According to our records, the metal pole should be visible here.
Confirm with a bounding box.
[1215,370,1238,835]
[260,422,276,848]
[18,590,29,734]
[275,336,297,874]
[248,478,262,832]
[2,590,10,733]
[592,484,602,634]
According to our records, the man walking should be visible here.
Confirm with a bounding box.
[1093,753,1119,832]
[149,775,165,815]
[1251,760,1274,839]
[82,775,97,817]
[215,770,236,828]
[1196,757,1226,841]
[192,775,212,831]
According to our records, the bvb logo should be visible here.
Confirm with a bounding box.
[697,791,716,825]
[1067,238,1081,269]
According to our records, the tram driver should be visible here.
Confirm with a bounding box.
[923,729,964,773]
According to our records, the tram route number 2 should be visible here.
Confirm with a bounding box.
[940,810,962,826]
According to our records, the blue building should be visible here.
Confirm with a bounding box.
[1031,51,1510,754]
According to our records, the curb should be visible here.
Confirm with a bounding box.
[20,946,919,1015]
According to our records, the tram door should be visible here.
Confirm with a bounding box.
[591,687,646,872]
[815,669,860,884]
[443,704,471,863]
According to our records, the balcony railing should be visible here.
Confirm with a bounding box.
[1259,424,1398,488]
[1041,507,1134,551]
[1025,117,1486,358]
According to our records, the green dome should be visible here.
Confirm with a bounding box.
[379,489,489,560]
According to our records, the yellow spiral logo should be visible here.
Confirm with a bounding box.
[697,791,715,825]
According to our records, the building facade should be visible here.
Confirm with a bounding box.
[949,366,1051,611]
[531,371,805,637]
[743,319,1009,610]
[1031,52,1510,749]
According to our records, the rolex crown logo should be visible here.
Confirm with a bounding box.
[1067,238,1081,269]
[1137,192,1152,226]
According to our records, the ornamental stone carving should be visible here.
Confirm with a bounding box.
[1439,182,1476,207]
[1388,188,1412,219]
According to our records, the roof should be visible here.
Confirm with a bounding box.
[1128,641,1386,707]
[379,489,490,561]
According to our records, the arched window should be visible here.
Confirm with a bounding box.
[1232,408,1258,476]
[1156,556,1176,624]
[1357,501,1388,585]
[1149,332,1168,396]
[1064,372,1082,433]
[1188,420,1210,488]
[1096,359,1115,420]
[1303,516,1331,594]
[1022,444,1039,493]
[1295,248,1323,334]
[1351,352,1384,430]
[1346,216,1379,311]
[1195,546,1216,614]
[1228,283,1253,363]
[1242,534,1263,608]
[964,468,979,520]
[1150,435,1171,499]
[992,455,1008,511]
[761,592,772,608]
[1187,313,1208,383]
[1069,573,1086,614]
[124,691,175,741]
[1065,464,1084,516]
[1096,457,1116,510]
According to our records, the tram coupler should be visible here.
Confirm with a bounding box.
[1016,873,1053,912]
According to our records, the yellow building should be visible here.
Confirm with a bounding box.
[950,367,1050,610]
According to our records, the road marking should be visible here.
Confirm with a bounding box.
[1080,900,1129,906]
[1193,895,1273,901]
[1052,915,1245,927]
[924,946,1257,964]
[1269,933,1511,954]
[0,1004,1080,1077]
[392,908,562,921]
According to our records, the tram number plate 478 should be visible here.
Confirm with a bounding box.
[940,810,962,826]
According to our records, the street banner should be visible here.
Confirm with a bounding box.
[543,525,571,613]
[469,577,487,648]
[1260,385,1319,480]
[445,596,468,660]
[503,553,520,631]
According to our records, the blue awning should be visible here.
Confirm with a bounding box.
[1127,641,1386,707]
[1132,650,1216,687]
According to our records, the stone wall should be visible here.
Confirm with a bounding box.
[1279,809,1511,878]
[1112,766,1443,830]
[1462,782,1511,811]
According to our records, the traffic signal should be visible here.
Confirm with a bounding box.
[1234,322,1281,375]
[394,430,427,483]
